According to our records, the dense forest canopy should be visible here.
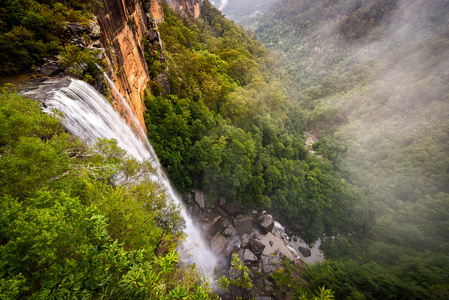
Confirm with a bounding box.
[0,0,104,74]
[248,0,449,298]
[1,0,448,298]
[0,88,220,298]
[144,1,367,242]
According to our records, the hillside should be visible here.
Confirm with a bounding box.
[2,0,448,298]
[249,0,449,298]
[0,0,346,298]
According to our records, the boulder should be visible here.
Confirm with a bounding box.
[210,233,227,255]
[225,235,242,257]
[264,279,274,292]
[298,246,311,257]
[243,249,257,262]
[249,238,266,256]
[87,17,101,39]
[66,22,88,35]
[259,232,296,259]
[241,233,250,249]
[221,202,246,216]
[234,216,253,235]
[223,224,238,237]
[184,192,192,204]
[259,214,275,234]
[261,255,282,274]
[231,247,245,262]
[215,206,229,218]
[201,213,222,236]
[193,189,205,210]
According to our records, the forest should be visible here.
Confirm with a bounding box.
[1,0,448,298]
[143,1,367,242]
[249,0,449,298]
[0,88,220,298]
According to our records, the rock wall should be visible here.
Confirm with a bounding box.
[96,0,200,140]
[98,0,157,140]
[163,0,201,18]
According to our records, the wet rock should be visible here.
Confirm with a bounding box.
[210,233,227,255]
[225,235,242,257]
[222,202,246,216]
[201,213,222,236]
[259,214,274,234]
[298,246,311,257]
[223,224,238,237]
[243,249,257,262]
[37,59,64,76]
[249,238,266,256]
[234,216,253,235]
[241,233,250,249]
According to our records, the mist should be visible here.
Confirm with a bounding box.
[305,0,449,250]
[250,0,449,254]
[209,0,277,23]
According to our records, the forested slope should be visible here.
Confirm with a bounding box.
[0,88,219,299]
[144,1,368,242]
[250,0,449,298]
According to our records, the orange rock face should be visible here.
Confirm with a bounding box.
[98,0,150,141]
[150,0,164,22]
[164,0,201,18]
[95,0,201,142]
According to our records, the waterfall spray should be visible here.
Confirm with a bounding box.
[24,77,217,269]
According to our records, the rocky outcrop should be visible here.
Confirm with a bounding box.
[234,216,253,235]
[187,196,303,298]
[163,0,201,18]
[97,0,154,140]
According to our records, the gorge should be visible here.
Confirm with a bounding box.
[2,0,449,299]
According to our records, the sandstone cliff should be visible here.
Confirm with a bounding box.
[96,0,200,140]
[97,0,151,138]
[164,0,201,18]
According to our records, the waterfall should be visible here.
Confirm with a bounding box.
[24,77,217,269]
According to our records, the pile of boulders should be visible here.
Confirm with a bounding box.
[185,190,304,298]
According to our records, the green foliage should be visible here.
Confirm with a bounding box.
[59,45,106,83]
[250,0,449,298]
[218,253,253,299]
[143,1,365,241]
[0,0,101,74]
[0,92,216,299]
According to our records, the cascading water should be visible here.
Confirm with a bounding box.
[24,77,217,269]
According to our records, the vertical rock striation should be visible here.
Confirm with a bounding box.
[163,0,201,18]
[96,0,201,140]
[97,0,152,138]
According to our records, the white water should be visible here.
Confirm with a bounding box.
[24,77,217,269]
